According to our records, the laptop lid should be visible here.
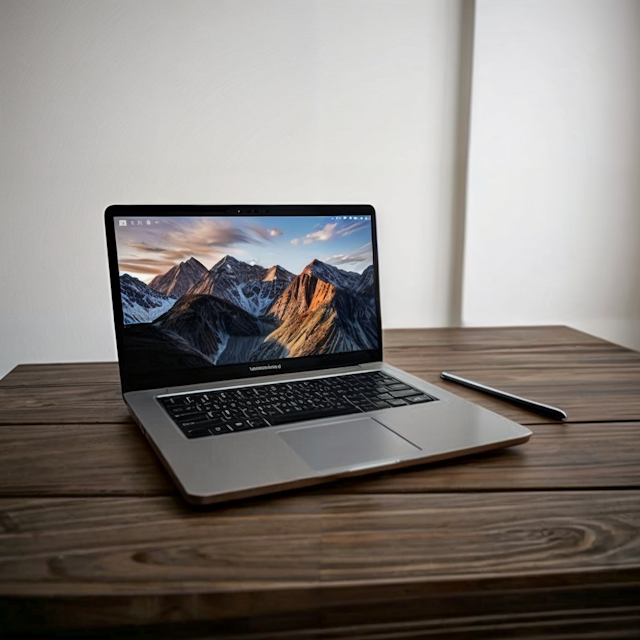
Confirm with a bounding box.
[105,205,383,393]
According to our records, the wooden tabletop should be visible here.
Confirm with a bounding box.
[1,326,640,638]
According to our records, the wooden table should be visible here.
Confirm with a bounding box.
[1,326,640,638]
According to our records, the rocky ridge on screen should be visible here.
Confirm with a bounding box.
[120,255,377,369]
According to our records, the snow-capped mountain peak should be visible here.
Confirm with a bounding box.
[120,274,176,324]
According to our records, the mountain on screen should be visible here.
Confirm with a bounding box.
[121,256,377,369]
[186,255,295,317]
[155,293,267,364]
[148,257,207,299]
[253,260,377,359]
[120,274,176,324]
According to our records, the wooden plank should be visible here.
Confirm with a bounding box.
[0,423,175,497]
[3,587,640,638]
[0,383,131,425]
[2,491,640,591]
[0,492,639,632]
[319,491,640,583]
[382,325,616,349]
[0,362,120,388]
[0,495,322,595]
[1,421,640,498]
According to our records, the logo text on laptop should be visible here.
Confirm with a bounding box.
[249,364,282,372]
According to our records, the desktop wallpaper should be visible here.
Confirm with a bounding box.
[114,215,379,372]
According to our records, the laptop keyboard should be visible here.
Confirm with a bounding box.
[159,371,438,439]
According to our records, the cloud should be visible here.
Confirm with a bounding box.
[166,218,254,253]
[335,221,367,238]
[324,243,373,267]
[291,222,337,246]
[290,220,368,246]
[119,218,262,276]
[118,258,180,275]
[245,223,274,242]
[244,223,284,242]
[127,242,167,253]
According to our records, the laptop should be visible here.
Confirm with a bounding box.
[105,204,531,504]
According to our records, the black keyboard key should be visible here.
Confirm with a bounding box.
[210,424,233,435]
[231,420,253,432]
[180,416,227,429]
[174,409,207,419]
[388,383,411,391]
[390,389,423,399]
[186,427,212,439]
[406,394,434,404]
[387,399,407,407]
[179,417,210,428]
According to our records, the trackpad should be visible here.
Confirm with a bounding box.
[278,417,420,471]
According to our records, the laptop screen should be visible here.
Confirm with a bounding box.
[108,208,381,391]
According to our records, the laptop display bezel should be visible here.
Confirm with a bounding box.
[105,204,383,394]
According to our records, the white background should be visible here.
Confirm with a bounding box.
[0,0,638,379]
[464,0,640,349]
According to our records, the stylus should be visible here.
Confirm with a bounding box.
[440,371,567,421]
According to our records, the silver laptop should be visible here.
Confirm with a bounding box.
[105,204,531,504]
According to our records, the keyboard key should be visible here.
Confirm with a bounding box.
[387,399,407,407]
[180,416,228,430]
[211,424,233,435]
[179,417,210,428]
[231,420,253,432]
[388,383,411,391]
[406,394,434,404]
[390,389,423,399]
[186,427,212,439]
[169,406,202,417]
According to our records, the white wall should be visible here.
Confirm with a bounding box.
[463,0,640,350]
[1,0,639,380]
[0,0,467,378]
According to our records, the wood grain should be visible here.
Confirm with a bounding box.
[1,421,640,498]
[2,326,640,637]
[1,492,640,631]
[0,423,176,497]
[0,361,120,388]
